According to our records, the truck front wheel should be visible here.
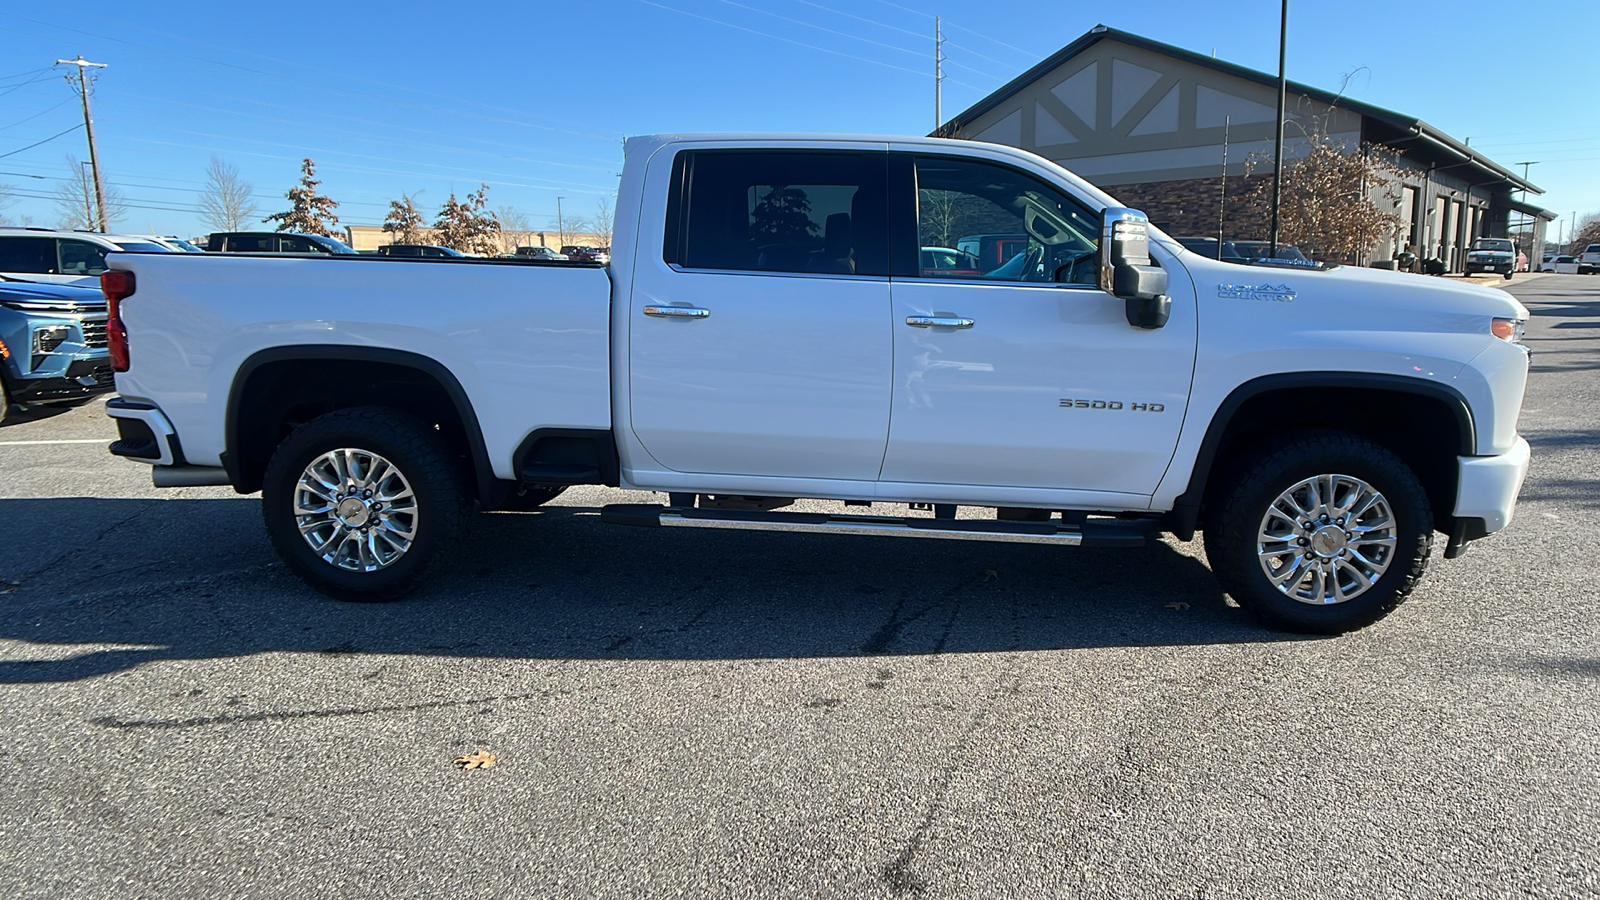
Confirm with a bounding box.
[1204,431,1433,634]
[261,407,471,601]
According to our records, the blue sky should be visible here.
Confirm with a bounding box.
[1,0,1593,243]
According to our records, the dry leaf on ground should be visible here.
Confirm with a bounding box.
[453,750,497,770]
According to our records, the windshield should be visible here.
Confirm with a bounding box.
[310,236,359,255]
[111,240,174,253]
[1472,239,1514,252]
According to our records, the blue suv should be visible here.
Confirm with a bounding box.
[0,277,114,424]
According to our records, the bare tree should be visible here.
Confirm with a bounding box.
[198,156,258,232]
[1570,212,1600,254]
[382,193,428,244]
[433,184,501,257]
[494,205,535,253]
[54,155,127,230]
[590,195,616,249]
[559,214,592,250]
[264,158,340,237]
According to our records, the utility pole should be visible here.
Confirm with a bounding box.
[78,162,94,230]
[556,196,566,247]
[1268,0,1288,258]
[56,56,109,232]
[1217,116,1230,255]
[934,17,946,133]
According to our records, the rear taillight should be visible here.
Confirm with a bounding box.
[100,270,134,372]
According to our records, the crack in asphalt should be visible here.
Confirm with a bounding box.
[90,690,560,730]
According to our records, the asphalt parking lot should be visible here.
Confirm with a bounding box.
[2,276,1597,899]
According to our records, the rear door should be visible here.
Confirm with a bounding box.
[627,146,893,481]
[879,149,1196,496]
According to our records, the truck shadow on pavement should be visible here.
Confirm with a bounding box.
[0,497,1301,684]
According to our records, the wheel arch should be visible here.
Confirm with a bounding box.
[1169,372,1475,540]
[225,345,495,501]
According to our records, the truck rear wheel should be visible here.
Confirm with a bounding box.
[261,407,470,602]
[1204,431,1433,634]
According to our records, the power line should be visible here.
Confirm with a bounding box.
[0,13,624,144]
[713,0,927,61]
[0,96,73,131]
[635,0,927,78]
[0,123,83,159]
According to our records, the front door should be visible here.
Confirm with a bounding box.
[880,152,1196,496]
[628,148,893,482]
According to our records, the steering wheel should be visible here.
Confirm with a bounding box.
[1017,244,1048,283]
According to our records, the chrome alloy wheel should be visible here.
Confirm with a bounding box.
[1256,473,1398,605]
[293,448,418,572]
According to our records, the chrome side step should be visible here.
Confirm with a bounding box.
[599,504,1152,548]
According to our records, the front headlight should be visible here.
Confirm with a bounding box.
[32,324,72,354]
[1490,317,1525,343]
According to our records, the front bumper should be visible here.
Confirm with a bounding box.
[1448,435,1531,555]
[6,358,115,403]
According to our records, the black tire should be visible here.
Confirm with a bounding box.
[494,484,568,512]
[261,406,471,602]
[1203,430,1433,634]
[0,377,10,426]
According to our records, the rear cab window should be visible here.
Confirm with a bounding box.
[664,149,888,277]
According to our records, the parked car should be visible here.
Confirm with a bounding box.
[1540,255,1580,274]
[1464,238,1517,277]
[0,277,114,423]
[111,234,204,253]
[510,246,568,261]
[1579,243,1600,275]
[562,246,611,264]
[919,246,982,277]
[1231,240,1308,262]
[954,233,1028,271]
[375,244,466,258]
[1175,236,1249,263]
[102,132,1532,634]
[0,228,174,287]
[205,232,359,255]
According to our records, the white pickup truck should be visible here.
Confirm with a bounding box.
[100,134,1532,633]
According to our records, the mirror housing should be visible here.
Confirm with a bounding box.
[1099,207,1171,329]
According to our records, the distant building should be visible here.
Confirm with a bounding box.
[935,25,1554,269]
[343,225,609,254]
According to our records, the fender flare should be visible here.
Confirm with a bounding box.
[224,345,496,499]
[1166,371,1476,539]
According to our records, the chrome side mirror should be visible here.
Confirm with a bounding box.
[1100,207,1170,329]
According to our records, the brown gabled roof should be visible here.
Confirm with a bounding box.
[935,25,1543,196]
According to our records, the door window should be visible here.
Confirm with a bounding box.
[665,150,888,276]
[0,237,57,274]
[278,236,317,253]
[911,156,1100,285]
[57,240,110,276]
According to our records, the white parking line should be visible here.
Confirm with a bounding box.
[0,439,107,446]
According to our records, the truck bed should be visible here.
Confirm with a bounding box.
[106,253,614,481]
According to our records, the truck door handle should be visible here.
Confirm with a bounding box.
[905,315,974,329]
[643,305,710,319]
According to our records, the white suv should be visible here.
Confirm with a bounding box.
[0,229,173,287]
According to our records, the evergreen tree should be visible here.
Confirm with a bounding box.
[264,158,341,237]
[432,184,501,257]
[749,185,817,243]
[382,193,427,244]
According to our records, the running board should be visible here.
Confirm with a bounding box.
[599,504,1152,548]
